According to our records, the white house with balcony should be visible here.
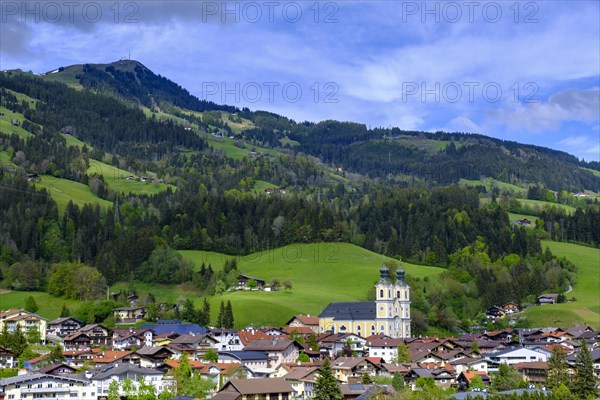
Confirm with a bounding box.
[90,364,167,398]
[0,374,96,400]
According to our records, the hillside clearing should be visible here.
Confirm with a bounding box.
[523,241,600,329]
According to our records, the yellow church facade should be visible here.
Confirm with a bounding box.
[318,266,411,338]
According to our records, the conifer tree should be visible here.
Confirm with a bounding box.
[217,301,225,327]
[547,346,569,389]
[224,300,234,328]
[60,304,70,318]
[315,358,342,400]
[572,340,597,399]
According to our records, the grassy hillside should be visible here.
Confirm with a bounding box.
[0,290,83,320]
[0,151,15,167]
[460,178,525,194]
[178,243,444,327]
[508,213,539,227]
[62,134,87,148]
[523,241,600,329]
[516,199,576,215]
[34,175,113,213]
[88,159,174,195]
[0,106,34,139]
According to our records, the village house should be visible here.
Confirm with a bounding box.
[456,371,491,390]
[238,274,266,289]
[0,309,48,344]
[210,328,244,351]
[141,321,206,336]
[244,339,300,367]
[37,362,78,376]
[318,332,368,358]
[366,337,405,362]
[112,328,153,350]
[330,356,381,383]
[537,294,558,305]
[449,357,489,374]
[485,306,506,320]
[135,346,175,368]
[47,317,83,339]
[0,346,16,368]
[484,347,548,368]
[514,361,549,384]
[62,350,95,368]
[218,350,271,373]
[285,315,320,334]
[92,349,143,366]
[282,366,318,399]
[79,323,112,346]
[502,303,520,314]
[169,333,220,360]
[0,374,96,400]
[63,332,93,351]
[113,306,147,324]
[90,364,167,398]
[212,377,295,400]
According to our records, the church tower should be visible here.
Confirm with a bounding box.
[394,267,411,338]
[375,265,411,338]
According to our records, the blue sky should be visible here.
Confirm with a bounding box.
[1,1,599,161]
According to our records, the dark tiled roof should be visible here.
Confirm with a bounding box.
[318,302,375,320]
[141,323,206,336]
[218,351,270,361]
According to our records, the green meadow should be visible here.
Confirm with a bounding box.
[62,134,87,149]
[0,290,84,320]
[516,199,576,215]
[508,213,539,227]
[253,180,279,194]
[87,159,174,195]
[523,241,600,329]
[178,243,444,327]
[460,178,525,194]
[34,175,113,213]
[6,89,38,109]
[0,106,34,140]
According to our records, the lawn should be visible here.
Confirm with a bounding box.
[580,167,600,178]
[0,291,83,320]
[87,159,174,195]
[253,180,279,194]
[516,199,576,215]
[0,151,15,168]
[62,134,87,149]
[460,178,525,194]
[6,89,38,110]
[522,241,600,329]
[1,242,444,328]
[34,175,113,214]
[0,107,34,139]
[508,213,539,227]
[178,243,444,327]
[207,136,280,161]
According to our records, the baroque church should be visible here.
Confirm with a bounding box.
[318,265,411,338]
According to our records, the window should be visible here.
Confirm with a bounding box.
[397,291,400,298]
[379,289,384,298]
[8,395,14,399]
